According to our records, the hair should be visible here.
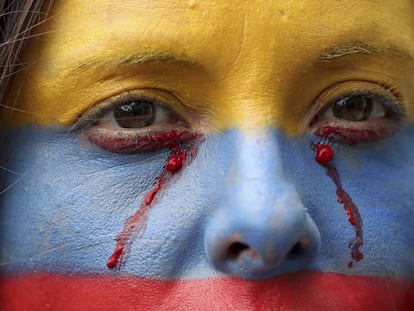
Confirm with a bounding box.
[0,0,52,106]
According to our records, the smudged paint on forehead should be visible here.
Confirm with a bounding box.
[2,0,414,134]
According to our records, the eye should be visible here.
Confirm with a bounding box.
[316,94,387,123]
[93,96,186,130]
[114,100,156,128]
[309,83,404,144]
[82,92,199,153]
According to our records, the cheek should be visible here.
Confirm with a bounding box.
[1,126,414,310]
[282,125,414,277]
[1,126,414,276]
[0,126,171,274]
[0,126,226,278]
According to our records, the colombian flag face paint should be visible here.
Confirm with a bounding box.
[1,0,414,309]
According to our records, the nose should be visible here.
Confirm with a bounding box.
[204,130,320,279]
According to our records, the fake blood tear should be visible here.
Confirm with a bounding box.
[315,144,334,165]
[106,148,192,269]
[166,150,185,174]
[325,164,364,267]
[313,127,364,267]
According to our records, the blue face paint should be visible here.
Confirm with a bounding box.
[1,125,414,282]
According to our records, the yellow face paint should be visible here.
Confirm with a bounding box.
[3,0,414,135]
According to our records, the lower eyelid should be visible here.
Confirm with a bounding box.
[312,119,399,145]
[84,127,200,154]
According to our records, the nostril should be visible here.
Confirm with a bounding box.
[287,242,302,258]
[287,239,309,259]
[227,242,251,260]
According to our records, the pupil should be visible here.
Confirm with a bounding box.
[332,96,373,121]
[114,100,155,128]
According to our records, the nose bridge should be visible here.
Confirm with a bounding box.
[229,130,298,217]
[236,130,284,187]
[227,131,308,249]
[214,55,286,132]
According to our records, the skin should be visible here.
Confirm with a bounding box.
[1,0,414,309]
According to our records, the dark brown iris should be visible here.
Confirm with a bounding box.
[114,100,155,128]
[332,96,374,121]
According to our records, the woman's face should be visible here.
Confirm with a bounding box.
[1,0,414,309]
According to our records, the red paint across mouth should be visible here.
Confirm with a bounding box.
[1,271,413,311]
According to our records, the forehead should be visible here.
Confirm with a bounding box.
[45,0,413,63]
[6,0,414,130]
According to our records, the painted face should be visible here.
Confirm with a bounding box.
[1,0,414,309]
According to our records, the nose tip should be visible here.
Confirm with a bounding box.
[205,208,320,279]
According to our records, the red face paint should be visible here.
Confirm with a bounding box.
[313,126,364,267]
[3,272,414,310]
[106,132,202,269]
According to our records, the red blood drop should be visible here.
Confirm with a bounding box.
[315,144,334,165]
[166,151,185,173]
[106,245,123,269]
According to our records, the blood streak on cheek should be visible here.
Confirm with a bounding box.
[106,132,201,269]
[312,126,364,268]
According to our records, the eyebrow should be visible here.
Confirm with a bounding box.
[66,41,412,77]
[66,51,199,77]
[320,41,413,62]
